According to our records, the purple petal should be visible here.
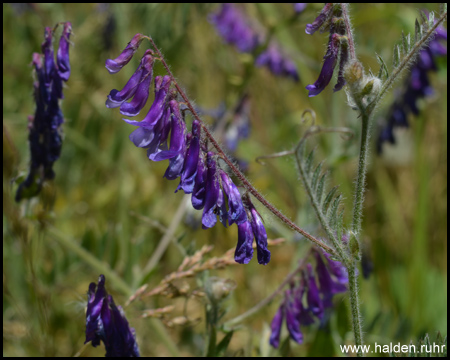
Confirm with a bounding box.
[286,295,304,344]
[119,51,154,117]
[56,22,72,81]
[305,3,333,35]
[176,119,201,193]
[201,152,220,228]
[105,33,146,74]
[306,264,324,319]
[220,170,246,225]
[250,207,270,265]
[191,154,207,210]
[269,304,285,348]
[234,221,254,264]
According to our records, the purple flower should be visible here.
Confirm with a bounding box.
[234,221,254,264]
[243,195,271,265]
[176,119,201,194]
[16,23,71,202]
[306,33,340,97]
[202,152,220,229]
[294,3,307,14]
[124,75,172,149]
[220,170,247,225]
[106,50,154,115]
[256,43,299,82]
[209,3,262,53]
[305,3,333,35]
[315,251,347,308]
[85,275,140,357]
[105,33,146,74]
[269,302,284,348]
[305,264,323,319]
[57,22,72,81]
[191,153,207,210]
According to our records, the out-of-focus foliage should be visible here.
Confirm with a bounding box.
[3,3,447,357]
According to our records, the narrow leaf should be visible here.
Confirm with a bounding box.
[323,186,338,213]
[415,18,421,42]
[311,162,323,191]
[420,10,429,32]
[405,33,411,53]
[401,31,408,53]
[216,331,234,357]
[376,53,389,80]
[316,173,326,205]
[304,149,315,176]
[393,45,400,68]
[428,11,435,29]
[327,194,342,226]
[440,3,447,16]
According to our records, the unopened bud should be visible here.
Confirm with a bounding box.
[344,60,364,85]
[205,277,237,304]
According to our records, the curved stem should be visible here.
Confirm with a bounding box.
[147,37,336,257]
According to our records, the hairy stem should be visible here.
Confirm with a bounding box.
[223,253,309,328]
[147,37,336,257]
[341,3,356,60]
[351,112,371,237]
[348,262,363,356]
[375,11,447,107]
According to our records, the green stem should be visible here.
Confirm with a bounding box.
[347,262,363,356]
[351,112,371,237]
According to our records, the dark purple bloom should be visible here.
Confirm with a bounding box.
[294,284,315,326]
[176,119,201,194]
[16,23,71,202]
[315,252,347,308]
[305,3,333,35]
[57,22,72,81]
[220,170,247,225]
[209,3,262,53]
[163,100,187,180]
[202,152,220,229]
[106,50,154,112]
[306,33,340,97]
[305,264,323,319]
[191,153,207,210]
[234,221,254,264]
[85,275,140,357]
[269,302,284,348]
[105,33,146,74]
[255,44,299,82]
[285,290,304,345]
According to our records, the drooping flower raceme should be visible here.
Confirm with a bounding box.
[377,23,447,153]
[305,3,350,97]
[209,3,300,82]
[85,275,140,357]
[105,35,271,265]
[15,22,72,202]
[269,249,348,348]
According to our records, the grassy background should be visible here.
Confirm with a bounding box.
[3,3,447,357]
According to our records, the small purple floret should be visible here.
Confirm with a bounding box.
[105,33,146,74]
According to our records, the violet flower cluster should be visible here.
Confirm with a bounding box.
[105,35,271,265]
[209,3,299,82]
[269,250,348,348]
[15,22,72,202]
[305,3,350,97]
[377,24,447,153]
[85,275,140,357]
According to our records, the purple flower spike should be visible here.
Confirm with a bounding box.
[163,101,187,180]
[106,53,151,109]
[191,154,207,210]
[42,27,55,86]
[57,22,72,81]
[306,33,340,97]
[295,285,315,326]
[176,119,201,194]
[234,221,254,264]
[202,152,220,229]
[119,50,154,117]
[269,304,285,348]
[220,170,246,225]
[105,33,146,74]
[85,275,140,357]
[305,3,333,35]
[306,264,323,319]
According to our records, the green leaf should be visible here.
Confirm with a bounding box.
[279,336,291,357]
[393,44,401,68]
[316,173,327,205]
[206,326,217,357]
[419,10,429,32]
[440,3,447,16]
[376,53,389,80]
[311,162,323,191]
[401,31,408,53]
[304,149,315,176]
[327,194,342,226]
[215,331,234,357]
[415,18,421,42]
[323,186,339,213]
[428,11,435,29]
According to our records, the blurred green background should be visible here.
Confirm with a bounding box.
[3,3,447,357]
